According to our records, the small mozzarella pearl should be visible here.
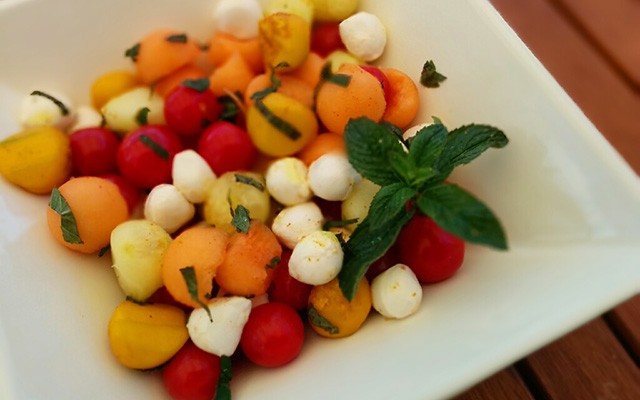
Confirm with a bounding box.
[172,150,217,204]
[339,12,387,62]
[19,90,75,131]
[265,157,312,206]
[371,264,422,319]
[271,201,324,249]
[289,230,344,285]
[213,0,262,40]
[144,184,195,233]
[187,296,252,357]
[308,153,361,201]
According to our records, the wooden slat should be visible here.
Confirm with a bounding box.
[607,295,640,365]
[454,368,534,400]
[489,0,640,172]
[523,319,640,399]
[550,0,640,89]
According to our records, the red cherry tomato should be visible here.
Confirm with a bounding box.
[360,65,392,104]
[396,214,465,283]
[365,244,400,281]
[116,124,183,189]
[240,302,304,368]
[197,121,257,175]
[311,22,345,56]
[164,83,223,137]
[268,249,312,311]
[69,127,120,176]
[99,173,143,214]
[162,341,221,400]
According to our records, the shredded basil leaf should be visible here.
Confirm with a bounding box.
[30,90,69,116]
[254,99,302,141]
[180,266,212,321]
[266,256,280,270]
[124,43,140,62]
[98,244,110,257]
[234,174,265,191]
[308,305,339,335]
[215,355,232,400]
[166,33,188,43]
[420,60,447,88]
[139,133,170,160]
[49,187,83,244]
[182,78,210,92]
[230,204,251,234]
[135,107,150,126]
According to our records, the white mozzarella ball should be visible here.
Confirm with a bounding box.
[403,122,432,141]
[339,12,387,62]
[19,90,76,131]
[265,157,312,206]
[144,184,195,234]
[213,0,262,40]
[172,150,217,204]
[187,296,252,357]
[308,153,361,201]
[69,105,103,132]
[271,201,324,249]
[289,230,344,285]
[371,264,423,319]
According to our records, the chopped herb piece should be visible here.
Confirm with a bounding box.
[30,90,69,116]
[308,305,339,335]
[49,187,83,244]
[218,94,242,122]
[135,107,150,125]
[182,78,210,92]
[215,355,232,400]
[139,134,170,160]
[234,174,265,191]
[254,99,302,140]
[266,256,280,270]
[180,266,212,321]
[124,42,140,62]
[323,218,359,230]
[231,204,251,234]
[98,244,110,257]
[166,33,188,43]
[320,62,351,87]
[420,60,447,88]
[251,66,283,102]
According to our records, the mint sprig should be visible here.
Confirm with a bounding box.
[339,117,508,300]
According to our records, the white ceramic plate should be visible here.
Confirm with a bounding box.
[1,0,639,399]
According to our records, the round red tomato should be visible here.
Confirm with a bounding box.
[311,22,345,56]
[99,173,143,214]
[69,127,120,176]
[360,65,392,104]
[268,249,312,311]
[197,121,257,175]
[240,302,304,368]
[164,82,223,136]
[116,124,183,189]
[162,341,221,400]
[396,214,465,283]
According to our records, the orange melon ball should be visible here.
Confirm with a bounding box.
[297,132,346,166]
[46,176,129,254]
[315,63,386,134]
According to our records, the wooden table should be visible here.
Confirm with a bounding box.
[456,1,640,398]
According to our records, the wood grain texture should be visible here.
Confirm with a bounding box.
[550,0,640,89]
[454,368,534,400]
[607,295,640,365]
[523,319,640,399]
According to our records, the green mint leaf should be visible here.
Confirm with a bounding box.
[182,78,210,92]
[417,183,508,249]
[344,117,407,186]
[254,99,302,140]
[308,305,339,334]
[365,182,416,229]
[435,124,508,176]
[218,93,241,122]
[251,65,283,101]
[166,33,188,43]
[30,90,70,116]
[139,134,170,160]
[179,266,213,321]
[231,204,251,234]
[266,256,280,270]
[125,42,140,62]
[408,122,448,169]
[420,60,447,88]
[234,174,265,191]
[135,107,150,126]
[320,62,351,87]
[215,355,232,400]
[323,218,359,230]
[49,187,83,244]
[338,207,414,300]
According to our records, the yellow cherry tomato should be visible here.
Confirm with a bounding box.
[246,92,318,157]
[108,300,189,369]
[90,70,140,110]
[0,126,71,194]
[307,277,371,338]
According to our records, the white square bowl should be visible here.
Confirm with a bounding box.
[1,0,639,399]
